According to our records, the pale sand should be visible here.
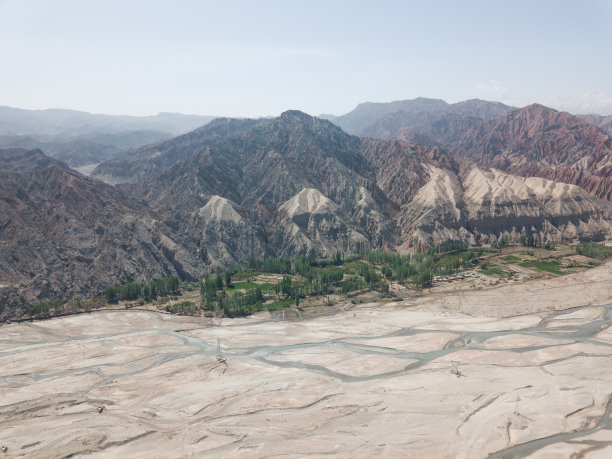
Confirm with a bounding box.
[0,261,611,458]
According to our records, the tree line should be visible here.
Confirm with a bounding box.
[576,242,612,260]
[105,276,180,303]
[360,244,481,287]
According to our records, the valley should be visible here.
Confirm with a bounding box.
[3,106,612,319]
[2,3,611,457]
[18,241,610,323]
[1,101,611,459]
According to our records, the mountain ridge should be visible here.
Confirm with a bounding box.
[322,97,516,136]
[0,147,71,173]
[0,105,216,137]
[396,104,612,200]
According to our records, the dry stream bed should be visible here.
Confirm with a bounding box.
[1,261,612,457]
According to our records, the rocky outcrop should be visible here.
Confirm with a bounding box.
[400,165,612,248]
[398,166,469,249]
[272,188,368,257]
[461,167,612,243]
[192,196,266,266]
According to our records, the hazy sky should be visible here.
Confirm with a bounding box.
[1,0,611,117]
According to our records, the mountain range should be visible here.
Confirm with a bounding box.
[320,98,612,202]
[321,97,516,137]
[394,104,612,201]
[0,106,215,138]
[0,130,172,168]
[2,102,611,319]
[0,106,216,169]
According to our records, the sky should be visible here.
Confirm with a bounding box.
[1,0,611,117]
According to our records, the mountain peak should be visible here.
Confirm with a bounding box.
[279,110,314,122]
[497,104,567,126]
[0,147,70,174]
[274,110,344,135]
[279,188,337,218]
[520,103,560,115]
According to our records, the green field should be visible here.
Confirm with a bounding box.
[231,270,260,281]
[480,266,507,276]
[232,281,276,290]
[478,259,507,276]
[500,255,521,263]
[265,298,294,310]
[519,260,563,274]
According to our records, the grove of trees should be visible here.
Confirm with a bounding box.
[105,276,180,303]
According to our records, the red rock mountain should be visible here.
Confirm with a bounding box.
[396,104,612,201]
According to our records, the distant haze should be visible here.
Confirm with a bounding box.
[0,0,611,117]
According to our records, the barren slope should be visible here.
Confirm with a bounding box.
[0,167,203,318]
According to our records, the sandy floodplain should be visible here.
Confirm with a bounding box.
[1,262,612,458]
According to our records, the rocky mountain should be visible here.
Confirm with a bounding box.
[91,118,259,184]
[393,113,485,147]
[396,104,612,201]
[130,111,392,263]
[0,165,203,319]
[321,98,449,134]
[2,111,611,318]
[131,111,611,260]
[0,130,171,168]
[322,97,515,137]
[0,148,70,173]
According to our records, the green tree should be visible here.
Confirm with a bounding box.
[105,286,117,303]
[294,254,312,278]
[142,284,152,302]
[280,276,293,296]
[215,267,224,290]
[413,270,433,288]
